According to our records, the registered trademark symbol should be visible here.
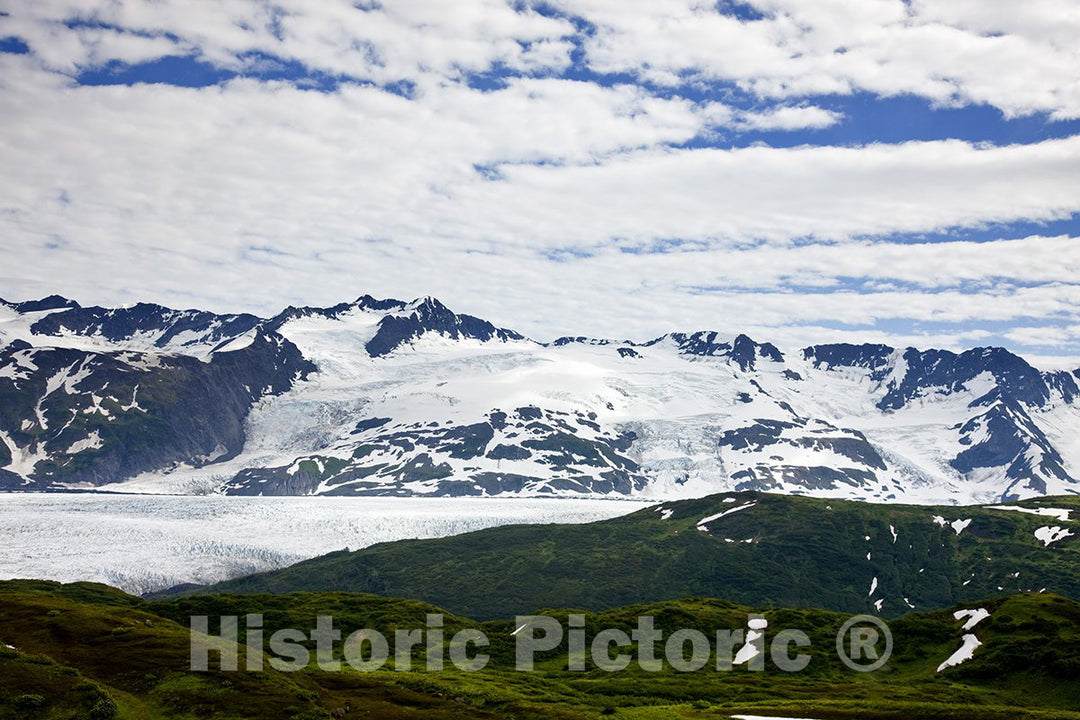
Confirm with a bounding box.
[836,614,893,672]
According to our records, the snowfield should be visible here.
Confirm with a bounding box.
[5,296,1080,504]
[0,494,644,595]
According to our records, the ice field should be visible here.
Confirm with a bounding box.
[0,494,645,595]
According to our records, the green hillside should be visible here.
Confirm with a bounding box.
[2,580,1080,719]
[199,491,1080,619]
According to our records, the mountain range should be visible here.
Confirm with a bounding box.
[2,293,1080,504]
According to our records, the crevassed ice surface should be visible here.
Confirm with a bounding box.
[0,494,644,595]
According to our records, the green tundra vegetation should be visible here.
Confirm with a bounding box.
[200,491,1080,619]
[2,580,1080,720]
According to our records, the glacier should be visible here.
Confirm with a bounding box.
[0,493,644,594]
[2,293,1080,504]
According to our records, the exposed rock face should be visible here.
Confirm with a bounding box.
[2,294,1079,502]
[0,300,313,489]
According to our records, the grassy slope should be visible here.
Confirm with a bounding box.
[0,581,503,720]
[201,491,1080,619]
[2,581,1080,719]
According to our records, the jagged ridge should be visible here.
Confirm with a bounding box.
[2,293,1079,502]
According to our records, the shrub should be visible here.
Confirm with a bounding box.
[295,689,319,702]
[15,694,45,709]
[290,711,331,720]
[23,653,55,666]
[89,697,117,720]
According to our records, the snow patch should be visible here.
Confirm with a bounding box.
[213,328,258,354]
[697,501,756,529]
[1034,526,1074,546]
[951,518,972,536]
[954,608,990,631]
[937,633,982,672]
[0,431,46,479]
[733,628,763,665]
[66,431,103,454]
[119,385,145,412]
[990,505,1072,522]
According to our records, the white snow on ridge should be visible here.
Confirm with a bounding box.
[990,506,1073,522]
[212,328,258,354]
[868,576,878,596]
[697,501,757,529]
[7,297,1080,504]
[0,303,256,360]
[63,313,1044,502]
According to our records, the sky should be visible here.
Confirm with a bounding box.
[0,1,1079,363]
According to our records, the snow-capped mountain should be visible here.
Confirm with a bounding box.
[2,293,1079,504]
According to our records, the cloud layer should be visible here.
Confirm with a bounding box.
[0,0,1079,359]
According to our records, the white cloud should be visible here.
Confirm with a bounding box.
[1,0,1079,359]
[736,104,842,131]
[6,0,1080,119]
[1004,325,1080,348]
[587,235,1080,291]
[444,138,1080,247]
[554,0,1080,118]
[0,0,578,81]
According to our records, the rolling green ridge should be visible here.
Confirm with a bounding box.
[2,581,1080,719]
[198,491,1080,619]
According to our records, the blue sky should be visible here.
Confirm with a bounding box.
[0,0,1079,363]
